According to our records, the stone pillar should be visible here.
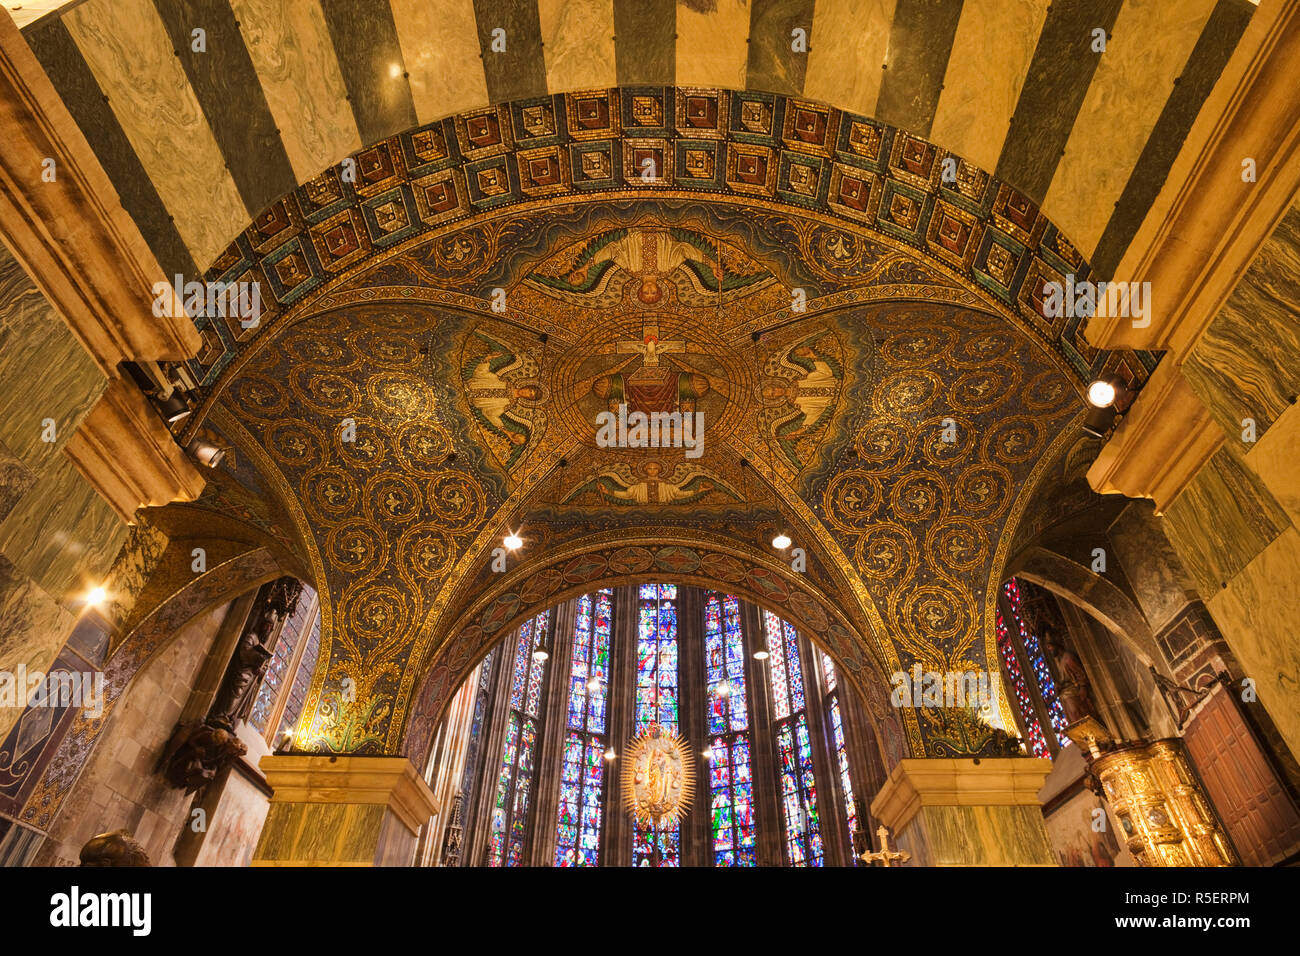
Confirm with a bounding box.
[252,755,437,866]
[870,758,1056,866]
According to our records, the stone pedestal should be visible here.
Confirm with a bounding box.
[869,758,1056,866]
[252,755,437,867]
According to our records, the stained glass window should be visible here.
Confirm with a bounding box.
[996,590,1049,757]
[249,590,317,735]
[776,714,824,866]
[456,650,495,805]
[278,611,321,737]
[488,610,551,866]
[997,578,1070,755]
[763,611,823,866]
[633,584,680,866]
[819,651,860,860]
[556,590,613,866]
[706,593,755,866]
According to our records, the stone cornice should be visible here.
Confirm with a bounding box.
[62,377,207,523]
[869,758,1054,834]
[0,13,199,374]
[1086,360,1226,512]
[259,754,439,836]
[1088,0,1300,354]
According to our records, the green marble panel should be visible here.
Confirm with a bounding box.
[745,0,816,96]
[471,0,548,104]
[874,0,964,139]
[0,438,35,525]
[996,0,1124,203]
[613,0,674,87]
[337,803,386,862]
[918,804,986,864]
[253,801,301,860]
[1090,0,1255,278]
[1163,445,1291,596]
[1184,201,1300,440]
[0,456,128,606]
[291,801,350,860]
[0,247,106,467]
[319,0,418,147]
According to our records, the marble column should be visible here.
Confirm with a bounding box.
[870,758,1057,866]
[252,755,437,866]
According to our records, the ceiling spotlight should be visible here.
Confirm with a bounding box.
[1082,404,1118,439]
[603,747,616,762]
[772,533,792,550]
[156,391,191,424]
[1086,374,1128,409]
[187,438,226,468]
[586,676,600,692]
[532,647,549,663]
[503,532,523,551]
[85,585,107,606]
[753,650,770,661]
[717,680,731,698]
[1087,379,1116,408]
[702,747,714,761]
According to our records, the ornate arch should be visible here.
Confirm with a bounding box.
[398,527,912,772]
[172,90,1155,762]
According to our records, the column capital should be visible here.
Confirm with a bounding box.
[870,757,1053,834]
[260,754,438,835]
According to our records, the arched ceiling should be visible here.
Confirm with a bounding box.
[19,0,1254,280]
[192,163,1134,757]
[13,2,1257,759]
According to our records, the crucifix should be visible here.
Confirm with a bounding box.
[614,319,685,368]
[859,825,910,867]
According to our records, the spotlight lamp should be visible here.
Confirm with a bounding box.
[1081,374,1133,438]
[603,747,616,762]
[85,585,107,606]
[187,438,226,468]
[1086,374,1129,409]
[772,532,793,550]
[156,391,191,424]
[503,532,524,551]
[753,650,770,661]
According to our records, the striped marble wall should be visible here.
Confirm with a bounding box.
[17,0,1256,276]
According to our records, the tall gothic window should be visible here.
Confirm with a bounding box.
[819,651,860,860]
[763,611,824,866]
[705,593,756,866]
[248,585,320,746]
[634,583,680,866]
[488,610,551,866]
[452,584,873,866]
[556,589,613,866]
[996,578,1070,757]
